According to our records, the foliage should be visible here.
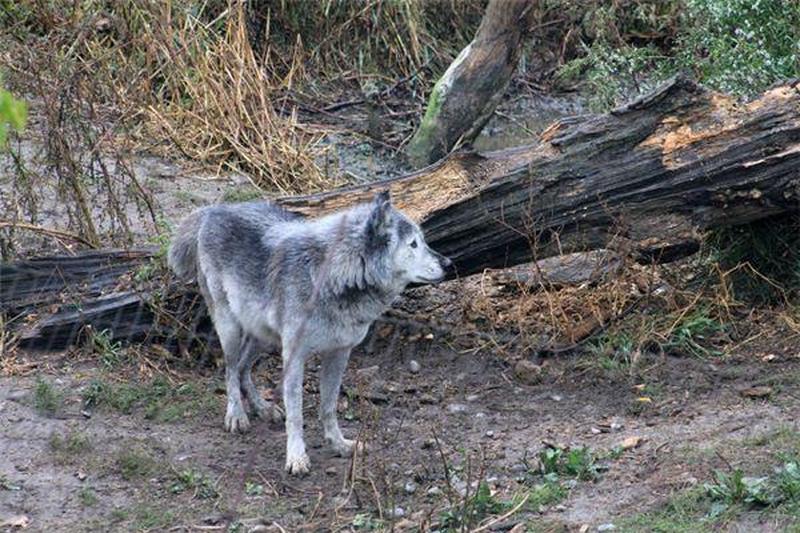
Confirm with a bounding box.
[0,83,26,146]
[538,445,600,481]
[557,0,800,110]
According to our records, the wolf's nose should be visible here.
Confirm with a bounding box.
[440,255,453,269]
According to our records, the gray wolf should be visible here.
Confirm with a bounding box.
[167,191,451,475]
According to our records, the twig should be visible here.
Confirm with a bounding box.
[471,493,530,533]
[0,221,97,248]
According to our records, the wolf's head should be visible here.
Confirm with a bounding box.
[365,190,451,287]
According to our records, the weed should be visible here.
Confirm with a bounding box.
[89,329,123,369]
[115,449,157,481]
[527,478,569,511]
[0,81,27,146]
[169,468,218,500]
[351,513,384,530]
[440,481,510,530]
[665,307,724,358]
[49,431,92,456]
[131,503,176,530]
[538,446,600,481]
[244,481,264,497]
[33,378,62,416]
[78,486,98,506]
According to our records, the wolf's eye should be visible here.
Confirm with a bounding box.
[410,239,418,249]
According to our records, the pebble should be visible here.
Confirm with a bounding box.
[325,466,337,476]
[550,394,563,402]
[391,507,406,519]
[408,360,421,374]
[447,403,468,414]
[465,394,480,402]
[427,486,442,497]
[404,481,417,494]
[421,438,436,449]
[485,430,495,438]
[597,524,616,532]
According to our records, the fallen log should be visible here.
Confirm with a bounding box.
[3,76,800,350]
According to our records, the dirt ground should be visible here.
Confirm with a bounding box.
[2,308,800,532]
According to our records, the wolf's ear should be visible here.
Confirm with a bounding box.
[366,190,392,245]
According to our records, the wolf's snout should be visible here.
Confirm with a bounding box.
[439,255,452,270]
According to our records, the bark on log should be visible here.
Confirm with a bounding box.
[4,76,800,350]
[405,0,536,167]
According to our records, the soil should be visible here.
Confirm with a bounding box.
[2,320,799,531]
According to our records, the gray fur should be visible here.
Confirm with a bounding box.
[168,192,451,475]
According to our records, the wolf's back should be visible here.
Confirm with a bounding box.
[168,209,204,279]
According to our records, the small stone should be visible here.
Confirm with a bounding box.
[465,394,480,402]
[75,471,87,481]
[427,486,442,497]
[475,412,487,418]
[513,360,543,385]
[590,427,601,435]
[408,360,421,374]
[597,524,616,532]
[555,504,566,512]
[610,422,623,431]
[404,481,417,494]
[485,430,495,438]
[421,438,436,450]
[447,403,468,414]
[550,394,563,402]
[325,466,337,476]
[391,507,406,518]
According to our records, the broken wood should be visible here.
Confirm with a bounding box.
[405,0,536,167]
[3,76,800,350]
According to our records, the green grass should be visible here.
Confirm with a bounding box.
[89,329,124,369]
[49,431,92,463]
[221,186,262,203]
[33,378,63,416]
[78,487,98,507]
[115,448,158,481]
[82,377,217,423]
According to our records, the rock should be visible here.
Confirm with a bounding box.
[485,430,495,438]
[404,481,417,494]
[619,435,644,450]
[408,360,421,374]
[597,524,616,532]
[550,394,562,402]
[427,486,442,497]
[513,360,543,385]
[421,438,436,449]
[447,403,468,414]
[391,507,406,518]
[466,394,480,402]
[325,466,337,476]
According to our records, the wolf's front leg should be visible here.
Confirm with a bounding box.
[282,350,310,475]
[319,348,356,456]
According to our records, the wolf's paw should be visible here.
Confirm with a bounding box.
[285,453,311,476]
[224,406,251,433]
[330,438,367,457]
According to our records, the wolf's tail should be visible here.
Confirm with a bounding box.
[167,209,204,279]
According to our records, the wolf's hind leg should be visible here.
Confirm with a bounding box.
[319,348,357,457]
[215,308,250,433]
[239,337,283,423]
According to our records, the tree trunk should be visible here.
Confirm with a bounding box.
[405,0,536,168]
[4,77,800,350]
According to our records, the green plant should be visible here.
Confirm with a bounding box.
[78,487,98,506]
[33,378,62,416]
[89,329,123,369]
[244,481,264,496]
[169,468,218,500]
[665,308,724,358]
[116,449,157,481]
[49,431,92,456]
[0,82,26,146]
[538,446,600,481]
[440,481,510,530]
